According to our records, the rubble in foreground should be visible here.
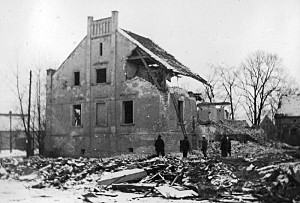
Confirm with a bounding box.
[1,140,300,203]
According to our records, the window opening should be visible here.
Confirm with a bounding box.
[74,71,80,86]
[291,128,297,136]
[73,105,81,126]
[96,103,107,126]
[96,68,106,83]
[123,101,133,124]
[100,43,103,56]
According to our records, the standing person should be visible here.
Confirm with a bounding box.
[155,134,165,157]
[182,136,190,158]
[220,135,228,157]
[201,135,208,158]
[227,137,232,157]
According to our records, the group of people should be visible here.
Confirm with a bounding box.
[155,135,191,158]
[154,134,231,158]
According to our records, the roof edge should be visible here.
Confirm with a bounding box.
[119,28,209,86]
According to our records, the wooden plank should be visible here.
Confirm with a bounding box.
[98,168,147,185]
[127,55,150,60]
[155,185,198,199]
[112,183,155,192]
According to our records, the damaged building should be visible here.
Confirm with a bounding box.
[275,94,300,146]
[45,11,208,157]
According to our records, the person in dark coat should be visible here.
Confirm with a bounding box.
[182,136,190,158]
[227,137,232,157]
[155,134,165,157]
[201,135,208,158]
[220,135,228,157]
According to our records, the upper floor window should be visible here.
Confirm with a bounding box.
[96,68,107,83]
[72,104,81,126]
[74,71,80,86]
[100,43,103,56]
[123,101,133,124]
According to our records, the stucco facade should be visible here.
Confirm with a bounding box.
[45,11,206,157]
[275,95,300,146]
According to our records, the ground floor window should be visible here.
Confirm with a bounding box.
[123,101,133,124]
[96,102,107,126]
[72,104,81,126]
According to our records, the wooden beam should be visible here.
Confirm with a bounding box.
[0,113,28,117]
[127,55,150,60]
[136,49,162,90]
[98,168,147,185]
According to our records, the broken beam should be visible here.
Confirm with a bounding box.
[98,168,147,185]
[136,49,163,90]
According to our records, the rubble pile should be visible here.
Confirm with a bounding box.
[209,119,268,144]
[1,140,300,202]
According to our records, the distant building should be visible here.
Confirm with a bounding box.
[197,102,230,123]
[259,115,276,139]
[275,94,300,146]
[0,113,26,151]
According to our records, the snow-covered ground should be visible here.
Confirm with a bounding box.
[0,179,207,203]
[0,150,26,158]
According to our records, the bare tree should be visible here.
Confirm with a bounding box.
[215,66,241,120]
[15,63,34,157]
[238,51,284,126]
[200,65,221,102]
[32,68,46,155]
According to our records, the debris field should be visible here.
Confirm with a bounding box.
[1,140,300,203]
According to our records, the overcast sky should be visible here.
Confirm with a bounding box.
[0,0,299,113]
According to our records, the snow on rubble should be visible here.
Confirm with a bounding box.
[1,140,300,202]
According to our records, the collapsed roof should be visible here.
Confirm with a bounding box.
[120,29,209,86]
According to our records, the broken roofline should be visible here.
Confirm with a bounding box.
[119,29,210,86]
[197,102,231,106]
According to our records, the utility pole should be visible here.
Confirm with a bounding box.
[9,111,12,153]
[27,70,33,157]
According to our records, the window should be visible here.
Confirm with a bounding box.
[99,43,103,56]
[72,105,81,126]
[96,103,107,126]
[123,101,133,124]
[74,71,80,86]
[96,68,107,83]
[178,101,183,123]
[291,128,297,136]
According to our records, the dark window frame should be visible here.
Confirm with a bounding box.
[122,100,134,124]
[72,104,82,127]
[96,68,107,84]
[74,71,80,86]
[100,43,103,56]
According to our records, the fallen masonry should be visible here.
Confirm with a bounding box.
[1,140,300,202]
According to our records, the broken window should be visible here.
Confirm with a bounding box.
[99,43,103,56]
[74,71,80,86]
[72,105,81,126]
[178,101,183,123]
[123,101,133,124]
[96,68,107,83]
[96,103,107,126]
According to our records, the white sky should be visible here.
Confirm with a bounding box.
[0,0,300,113]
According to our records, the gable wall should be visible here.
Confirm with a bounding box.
[45,15,199,157]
